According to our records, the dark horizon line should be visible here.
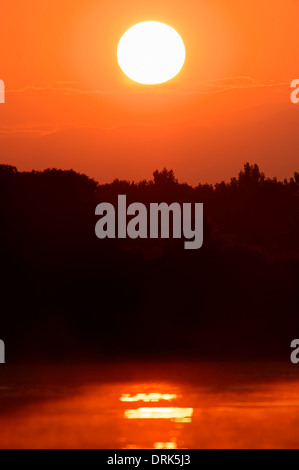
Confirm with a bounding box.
[1,162,298,189]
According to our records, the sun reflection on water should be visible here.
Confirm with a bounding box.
[121,389,193,448]
[120,393,177,402]
[124,407,193,422]
[154,441,177,449]
[2,365,299,448]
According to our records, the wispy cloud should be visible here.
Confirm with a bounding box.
[6,77,291,97]
[0,125,60,136]
[0,124,119,136]
[7,84,117,96]
[181,76,291,94]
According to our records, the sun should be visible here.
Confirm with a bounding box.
[117,21,185,85]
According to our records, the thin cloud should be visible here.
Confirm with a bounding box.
[0,125,60,136]
[6,77,291,97]
[0,124,119,136]
[192,76,290,94]
[7,85,116,96]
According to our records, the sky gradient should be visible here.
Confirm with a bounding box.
[0,0,298,184]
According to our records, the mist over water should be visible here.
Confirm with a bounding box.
[1,361,299,449]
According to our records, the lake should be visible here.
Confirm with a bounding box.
[0,361,299,448]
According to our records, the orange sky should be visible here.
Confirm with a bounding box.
[0,0,298,184]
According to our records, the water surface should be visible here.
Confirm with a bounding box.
[0,361,299,448]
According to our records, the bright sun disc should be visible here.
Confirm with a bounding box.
[117,21,185,85]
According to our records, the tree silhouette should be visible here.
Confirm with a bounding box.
[0,162,298,361]
[153,168,178,186]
